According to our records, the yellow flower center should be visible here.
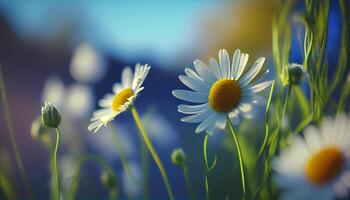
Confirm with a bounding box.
[305,147,344,185]
[208,79,241,112]
[111,88,134,112]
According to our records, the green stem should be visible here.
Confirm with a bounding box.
[131,106,174,200]
[182,166,195,200]
[47,136,55,200]
[0,64,34,200]
[203,133,210,200]
[282,85,292,117]
[293,114,313,134]
[54,128,60,200]
[257,81,275,160]
[141,141,149,200]
[67,155,117,200]
[137,110,151,200]
[109,124,135,183]
[226,117,246,198]
[281,85,293,142]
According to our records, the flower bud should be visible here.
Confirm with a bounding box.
[171,148,186,166]
[288,63,304,85]
[41,102,61,128]
[100,170,118,191]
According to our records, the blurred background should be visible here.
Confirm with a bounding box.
[0,0,343,199]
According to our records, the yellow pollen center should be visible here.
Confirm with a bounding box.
[208,79,241,112]
[112,88,134,111]
[305,147,344,185]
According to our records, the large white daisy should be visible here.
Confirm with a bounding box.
[273,114,350,200]
[88,64,150,133]
[172,48,272,133]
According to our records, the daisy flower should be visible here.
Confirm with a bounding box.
[172,48,272,133]
[273,114,350,200]
[88,64,150,133]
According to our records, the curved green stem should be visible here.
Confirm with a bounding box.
[257,81,275,160]
[282,85,292,117]
[54,128,61,200]
[226,117,246,198]
[131,106,174,200]
[182,166,195,200]
[0,64,34,200]
[109,124,135,183]
[203,133,210,200]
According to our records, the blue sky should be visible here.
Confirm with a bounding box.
[0,1,222,63]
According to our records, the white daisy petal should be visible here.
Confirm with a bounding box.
[215,114,227,129]
[179,75,209,93]
[231,49,241,79]
[209,58,222,79]
[238,103,252,113]
[122,67,133,88]
[132,64,150,90]
[219,49,230,78]
[195,113,219,133]
[178,103,209,114]
[172,90,207,103]
[181,107,212,123]
[236,53,249,79]
[112,83,124,94]
[304,126,322,151]
[92,108,113,118]
[249,81,273,93]
[240,57,265,85]
[98,98,112,108]
[184,68,204,81]
[193,60,216,83]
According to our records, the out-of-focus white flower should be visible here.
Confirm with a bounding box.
[42,76,65,109]
[59,155,79,196]
[88,124,136,161]
[64,84,94,119]
[70,43,107,83]
[143,112,178,149]
[273,114,350,199]
[122,161,142,197]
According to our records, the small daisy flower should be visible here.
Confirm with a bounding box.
[88,64,150,133]
[273,114,350,200]
[172,49,272,133]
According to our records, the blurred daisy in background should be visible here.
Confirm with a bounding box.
[88,64,150,133]
[58,155,79,198]
[87,124,136,162]
[173,48,271,133]
[121,161,142,198]
[42,77,94,154]
[42,77,94,121]
[42,76,65,109]
[273,114,350,200]
[70,43,107,83]
[63,83,94,120]
[142,110,178,149]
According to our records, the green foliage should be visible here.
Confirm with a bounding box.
[253,0,349,199]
